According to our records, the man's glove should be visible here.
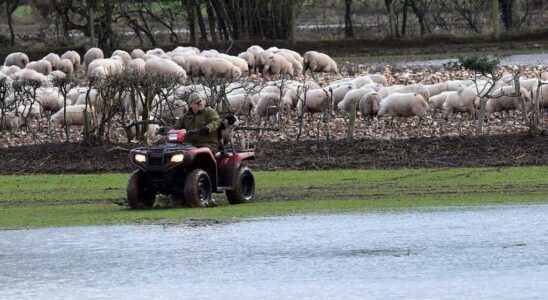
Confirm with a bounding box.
[157,126,171,135]
[198,126,210,135]
[185,129,199,137]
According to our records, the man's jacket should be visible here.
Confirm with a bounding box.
[174,107,220,152]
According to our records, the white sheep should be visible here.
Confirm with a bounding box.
[201,57,240,79]
[25,60,52,75]
[172,46,199,56]
[144,58,187,83]
[218,53,249,75]
[378,92,429,125]
[337,87,375,113]
[425,82,449,97]
[50,104,95,128]
[127,58,146,73]
[542,72,548,81]
[47,70,67,82]
[0,111,22,133]
[253,92,292,122]
[13,68,49,85]
[83,47,104,72]
[145,48,165,57]
[485,86,531,118]
[385,83,430,101]
[17,103,43,119]
[67,87,88,104]
[246,45,265,74]
[184,55,207,77]
[302,51,338,77]
[262,54,293,79]
[227,94,256,116]
[443,87,480,120]
[4,52,29,68]
[86,57,124,79]
[35,87,69,112]
[367,74,388,86]
[57,59,75,78]
[296,89,329,117]
[531,80,548,111]
[171,55,186,69]
[61,50,81,73]
[238,51,256,74]
[111,50,132,65]
[131,49,145,59]
[43,53,61,70]
[428,91,454,110]
[445,79,473,91]
[359,91,382,120]
[2,65,20,78]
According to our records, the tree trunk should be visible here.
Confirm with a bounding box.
[196,2,208,42]
[409,0,428,36]
[344,0,354,38]
[401,0,409,36]
[385,0,398,38]
[211,0,230,41]
[289,0,297,45]
[498,0,513,30]
[88,2,96,47]
[206,0,218,43]
[5,0,19,46]
[492,0,500,39]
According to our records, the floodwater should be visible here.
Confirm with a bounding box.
[377,53,548,68]
[1,205,547,300]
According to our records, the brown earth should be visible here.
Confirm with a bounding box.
[0,132,546,175]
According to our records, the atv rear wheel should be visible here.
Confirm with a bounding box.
[226,166,255,204]
[184,169,213,208]
[127,170,157,209]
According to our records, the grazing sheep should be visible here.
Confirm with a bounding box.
[443,88,480,121]
[67,87,89,103]
[367,74,388,86]
[302,51,338,77]
[330,84,355,109]
[358,91,382,120]
[131,49,145,59]
[445,79,473,91]
[57,59,75,78]
[378,92,429,124]
[86,58,124,79]
[201,57,240,79]
[337,87,375,113]
[350,76,374,88]
[172,46,199,56]
[246,45,265,74]
[43,53,61,70]
[2,65,20,77]
[0,111,22,132]
[428,91,454,110]
[485,86,530,118]
[519,78,540,93]
[35,87,69,112]
[253,92,291,123]
[238,51,255,74]
[111,50,132,65]
[425,82,449,97]
[184,55,207,77]
[145,48,165,57]
[385,83,430,101]
[272,49,303,76]
[47,70,67,82]
[218,54,249,75]
[25,60,52,75]
[83,47,104,72]
[144,58,187,83]
[127,58,146,73]
[4,52,29,68]
[227,94,256,116]
[75,89,103,111]
[171,56,186,69]
[296,89,329,117]
[542,72,548,81]
[17,103,43,119]
[13,68,49,85]
[531,80,548,111]
[262,54,293,79]
[50,104,95,128]
[61,50,81,73]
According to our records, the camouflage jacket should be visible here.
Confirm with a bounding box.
[174,107,220,152]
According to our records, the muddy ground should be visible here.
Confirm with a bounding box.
[0,132,546,174]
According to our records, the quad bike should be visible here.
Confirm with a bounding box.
[127,128,255,209]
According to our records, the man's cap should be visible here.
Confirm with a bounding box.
[188,93,203,104]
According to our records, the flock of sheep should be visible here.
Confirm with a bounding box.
[1,45,547,146]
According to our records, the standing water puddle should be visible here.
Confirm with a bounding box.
[1,205,547,299]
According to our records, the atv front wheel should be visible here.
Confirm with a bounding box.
[226,166,255,204]
[184,169,213,208]
[127,170,157,209]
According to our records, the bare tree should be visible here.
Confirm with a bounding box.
[1,0,19,46]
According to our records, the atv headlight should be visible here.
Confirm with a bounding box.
[170,153,184,163]
[134,153,147,163]
[168,133,179,142]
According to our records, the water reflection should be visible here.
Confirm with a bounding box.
[1,205,547,299]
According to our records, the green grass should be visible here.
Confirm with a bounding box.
[0,166,547,228]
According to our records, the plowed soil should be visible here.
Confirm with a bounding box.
[1,132,546,174]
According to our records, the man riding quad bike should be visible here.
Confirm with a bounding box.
[126,94,255,209]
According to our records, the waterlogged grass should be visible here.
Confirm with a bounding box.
[0,167,546,228]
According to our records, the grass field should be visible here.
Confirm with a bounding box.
[0,166,547,229]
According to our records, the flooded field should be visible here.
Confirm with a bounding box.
[1,204,547,299]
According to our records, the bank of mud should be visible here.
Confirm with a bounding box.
[0,133,546,175]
